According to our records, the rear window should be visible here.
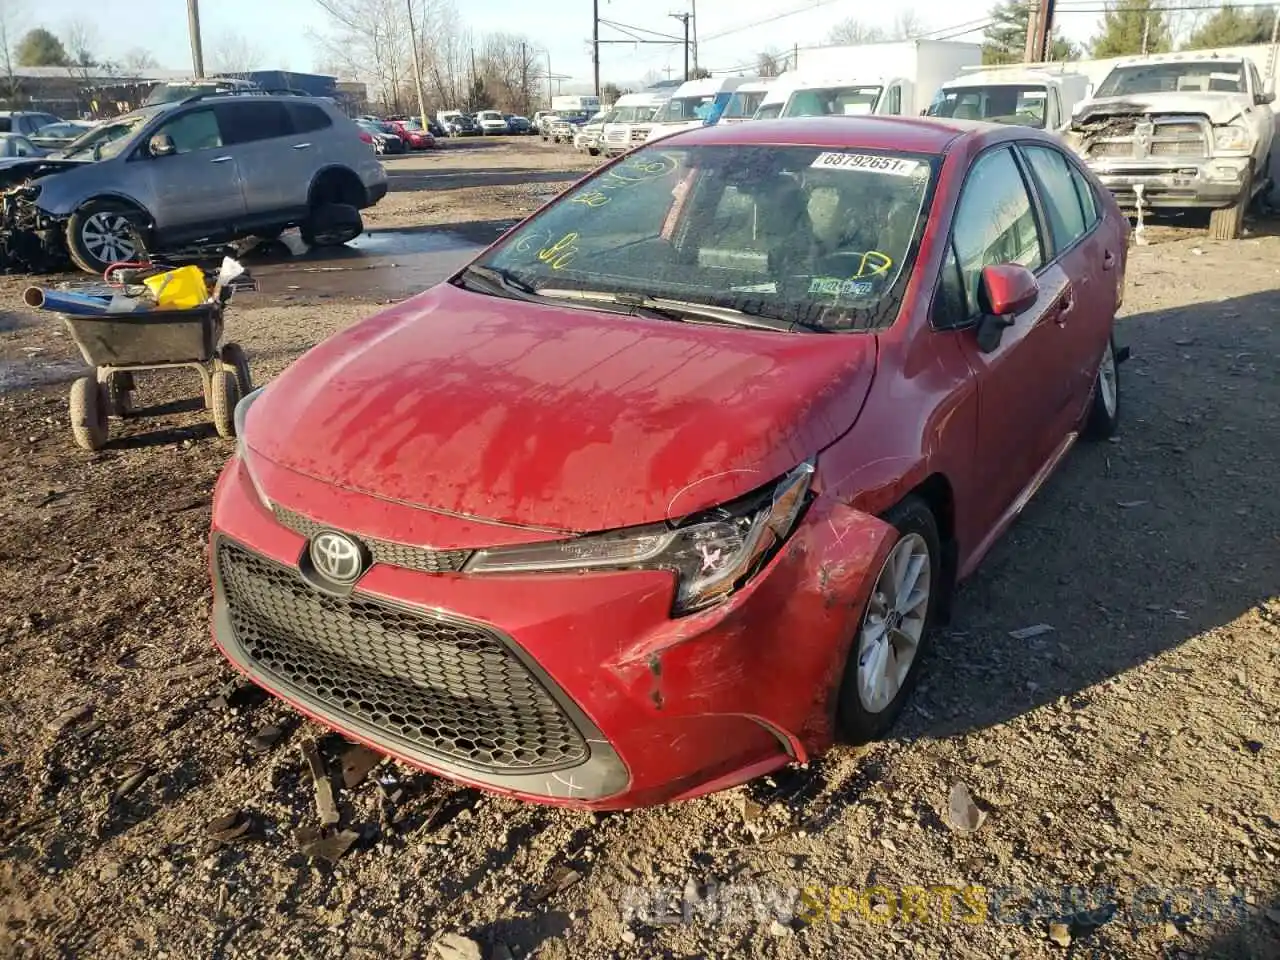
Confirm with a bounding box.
[473,143,938,332]
[216,101,292,144]
[286,102,332,133]
[0,118,10,132]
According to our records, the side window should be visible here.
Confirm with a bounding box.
[1022,144,1087,254]
[885,85,902,115]
[285,102,333,134]
[216,101,293,145]
[933,240,967,328]
[1067,161,1099,226]
[1249,62,1263,97]
[153,109,223,154]
[948,147,1044,318]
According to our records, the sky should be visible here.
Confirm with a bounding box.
[31,0,1113,91]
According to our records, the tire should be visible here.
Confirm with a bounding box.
[1208,170,1252,240]
[301,203,363,248]
[588,147,599,157]
[105,370,133,418]
[69,376,108,450]
[210,369,240,439]
[835,496,942,744]
[219,342,252,395]
[66,199,150,275]
[1084,334,1121,440]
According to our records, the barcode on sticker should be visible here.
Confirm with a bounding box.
[810,152,919,176]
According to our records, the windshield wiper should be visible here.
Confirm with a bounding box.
[536,288,817,332]
[456,264,540,299]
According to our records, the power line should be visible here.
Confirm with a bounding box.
[702,0,846,42]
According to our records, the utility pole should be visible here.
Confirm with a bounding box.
[521,42,529,116]
[405,0,429,132]
[1023,5,1039,62]
[545,51,552,108]
[792,43,798,71]
[469,46,477,110]
[670,13,691,81]
[1034,0,1057,61]
[186,0,205,78]
[592,0,600,98]
[1140,12,1150,56]
[690,0,698,75]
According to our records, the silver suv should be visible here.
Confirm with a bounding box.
[32,93,388,273]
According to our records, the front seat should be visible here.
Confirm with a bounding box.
[754,177,818,276]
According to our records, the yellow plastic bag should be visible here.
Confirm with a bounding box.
[143,265,208,309]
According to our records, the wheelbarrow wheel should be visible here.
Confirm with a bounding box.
[69,376,108,450]
[219,342,252,395]
[210,370,240,439]
[105,371,133,418]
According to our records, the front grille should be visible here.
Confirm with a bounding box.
[217,541,589,772]
[1085,116,1207,161]
[273,506,470,574]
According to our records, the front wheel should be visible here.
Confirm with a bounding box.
[835,496,941,744]
[1084,335,1121,439]
[1208,170,1252,240]
[69,376,109,450]
[66,200,150,275]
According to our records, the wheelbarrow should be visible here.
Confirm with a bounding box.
[24,287,252,451]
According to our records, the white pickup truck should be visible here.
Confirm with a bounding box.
[1063,53,1275,239]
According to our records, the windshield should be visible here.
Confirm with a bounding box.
[466,143,935,332]
[927,85,1050,127]
[654,95,716,123]
[61,112,153,161]
[1095,62,1244,96]
[610,104,658,123]
[754,102,783,120]
[782,85,883,118]
[724,90,766,119]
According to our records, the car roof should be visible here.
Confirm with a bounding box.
[660,115,1044,154]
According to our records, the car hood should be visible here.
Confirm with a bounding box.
[0,156,90,187]
[1073,92,1250,126]
[246,283,877,533]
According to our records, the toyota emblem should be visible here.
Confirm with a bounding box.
[310,531,365,585]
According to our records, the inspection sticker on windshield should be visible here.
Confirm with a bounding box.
[810,152,920,176]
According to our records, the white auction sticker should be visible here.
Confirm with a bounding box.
[810,152,920,176]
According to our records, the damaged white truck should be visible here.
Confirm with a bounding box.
[1063,53,1275,240]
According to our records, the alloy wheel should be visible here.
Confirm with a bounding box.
[857,533,931,714]
[1098,340,1118,418]
[81,212,138,264]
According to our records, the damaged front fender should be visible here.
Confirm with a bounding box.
[0,158,88,273]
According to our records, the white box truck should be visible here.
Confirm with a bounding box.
[926,63,1093,130]
[753,39,982,120]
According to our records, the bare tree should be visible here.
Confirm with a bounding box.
[756,49,783,77]
[889,9,927,39]
[62,17,98,80]
[121,47,159,77]
[0,0,24,103]
[828,19,885,44]
[311,0,411,112]
[210,30,265,76]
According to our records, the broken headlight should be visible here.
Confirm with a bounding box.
[464,461,815,615]
[1213,125,1251,152]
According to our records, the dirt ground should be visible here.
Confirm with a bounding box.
[0,139,1277,960]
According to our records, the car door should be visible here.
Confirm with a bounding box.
[1018,142,1119,427]
[934,145,1071,533]
[214,100,310,223]
[139,106,247,243]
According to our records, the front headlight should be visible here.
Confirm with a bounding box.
[465,461,815,615]
[234,387,271,509]
[1214,125,1251,151]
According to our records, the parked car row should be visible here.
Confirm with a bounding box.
[434,109,534,137]
[546,42,1273,239]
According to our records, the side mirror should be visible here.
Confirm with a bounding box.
[148,133,176,157]
[1258,91,1276,105]
[975,263,1038,353]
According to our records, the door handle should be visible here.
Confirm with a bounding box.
[1102,250,1116,271]
[292,142,312,149]
[211,155,233,163]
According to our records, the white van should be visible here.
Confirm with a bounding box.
[600,91,671,156]
[719,79,774,123]
[643,76,760,143]
[753,40,982,120]
[927,65,1093,131]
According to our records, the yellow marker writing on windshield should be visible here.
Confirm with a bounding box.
[538,232,580,270]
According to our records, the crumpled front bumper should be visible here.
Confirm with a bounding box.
[1084,155,1252,209]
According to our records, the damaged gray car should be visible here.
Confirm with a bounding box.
[1,92,388,275]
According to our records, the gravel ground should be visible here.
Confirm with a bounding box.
[0,141,1277,960]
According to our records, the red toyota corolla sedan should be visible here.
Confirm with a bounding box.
[211,117,1129,809]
